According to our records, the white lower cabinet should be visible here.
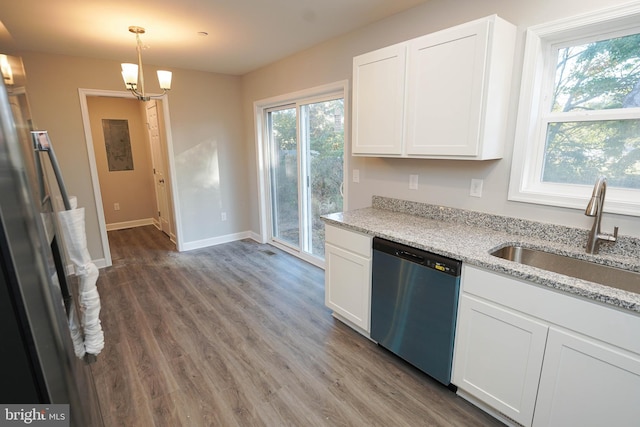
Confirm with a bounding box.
[533,327,640,427]
[454,265,640,427]
[324,225,372,333]
[453,294,547,426]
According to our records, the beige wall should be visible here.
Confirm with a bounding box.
[20,52,247,261]
[87,96,156,226]
[241,0,640,238]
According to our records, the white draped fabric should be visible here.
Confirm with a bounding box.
[57,198,104,358]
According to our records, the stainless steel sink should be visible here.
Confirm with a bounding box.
[490,245,640,294]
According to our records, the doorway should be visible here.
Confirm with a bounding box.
[255,81,348,267]
[79,89,179,266]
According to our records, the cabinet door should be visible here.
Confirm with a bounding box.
[533,327,640,427]
[405,19,488,156]
[352,43,406,156]
[453,294,548,426]
[324,243,371,331]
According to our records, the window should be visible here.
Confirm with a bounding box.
[509,3,640,216]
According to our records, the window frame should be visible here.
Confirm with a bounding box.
[508,2,640,217]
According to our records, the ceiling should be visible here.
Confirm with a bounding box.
[0,0,429,76]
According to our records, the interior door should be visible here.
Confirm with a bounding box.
[146,101,171,236]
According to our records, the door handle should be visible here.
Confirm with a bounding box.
[159,179,165,183]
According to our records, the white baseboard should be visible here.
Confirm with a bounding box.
[181,230,258,252]
[106,218,155,231]
[248,231,263,243]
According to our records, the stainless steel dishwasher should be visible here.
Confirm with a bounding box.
[371,237,461,387]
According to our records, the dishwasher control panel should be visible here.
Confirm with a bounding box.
[427,259,459,275]
[374,237,461,277]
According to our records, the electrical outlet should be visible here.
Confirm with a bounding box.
[221,212,227,221]
[409,174,419,190]
[353,169,360,183]
[114,202,120,211]
[470,179,483,198]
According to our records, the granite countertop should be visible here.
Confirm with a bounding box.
[322,197,640,314]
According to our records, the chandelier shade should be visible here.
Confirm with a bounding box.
[156,70,172,90]
[121,63,138,88]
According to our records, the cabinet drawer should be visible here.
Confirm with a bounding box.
[325,225,372,258]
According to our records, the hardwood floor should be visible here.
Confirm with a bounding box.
[91,226,502,426]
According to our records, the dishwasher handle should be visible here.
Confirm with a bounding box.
[395,249,425,264]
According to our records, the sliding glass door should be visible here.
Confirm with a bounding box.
[267,96,344,261]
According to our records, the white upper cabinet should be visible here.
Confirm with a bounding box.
[352,44,406,156]
[352,15,516,160]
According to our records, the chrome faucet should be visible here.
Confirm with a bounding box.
[584,176,618,254]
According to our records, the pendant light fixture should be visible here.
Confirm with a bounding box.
[121,26,172,101]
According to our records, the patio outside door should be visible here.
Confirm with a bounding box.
[267,96,344,261]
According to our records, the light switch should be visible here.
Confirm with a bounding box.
[353,169,360,183]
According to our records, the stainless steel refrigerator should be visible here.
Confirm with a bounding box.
[0,56,103,426]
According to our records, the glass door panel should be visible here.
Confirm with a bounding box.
[301,99,344,258]
[268,107,300,248]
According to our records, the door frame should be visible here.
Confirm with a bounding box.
[78,88,182,266]
[253,80,350,267]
